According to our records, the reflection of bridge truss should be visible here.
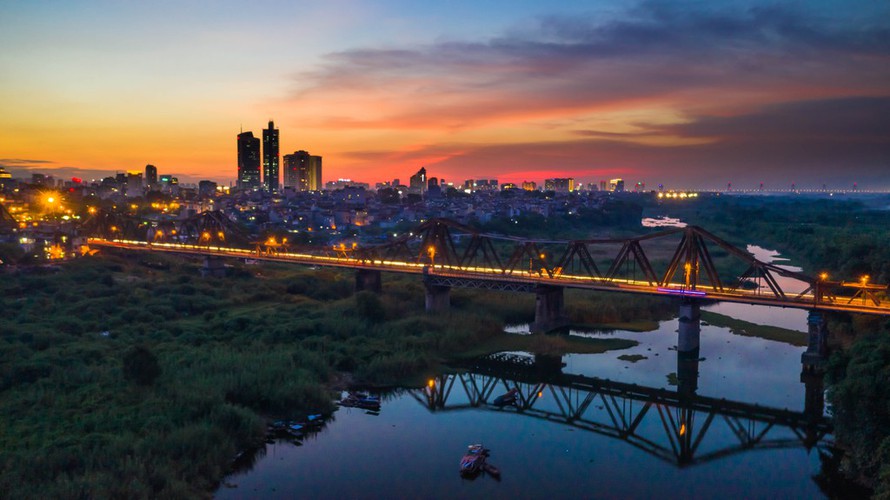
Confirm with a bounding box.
[410,355,831,467]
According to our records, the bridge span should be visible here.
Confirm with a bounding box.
[86,216,890,319]
[86,215,887,368]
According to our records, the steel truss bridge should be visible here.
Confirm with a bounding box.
[85,211,889,316]
[409,353,831,467]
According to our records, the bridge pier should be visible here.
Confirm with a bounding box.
[425,284,450,313]
[355,269,382,293]
[677,301,700,397]
[531,285,569,333]
[200,256,226,277]
[801,310,828,373]
[677,301,701,352]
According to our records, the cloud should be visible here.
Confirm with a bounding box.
[288,1,890,133]
[335,96,889,188]
[660,96,890,142]
[0,159,55,168]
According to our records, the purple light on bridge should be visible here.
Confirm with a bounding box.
[657,287,707,297]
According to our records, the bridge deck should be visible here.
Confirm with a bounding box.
[88,238,890,316]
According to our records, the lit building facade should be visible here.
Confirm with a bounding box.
[263,121,279,192]
[544,178,575,193]
[237,131,261,189]
[283,151,322,191]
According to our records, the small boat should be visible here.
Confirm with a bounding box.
[338,392,381,410]
[493,388,519,407]
[459,444,489,476]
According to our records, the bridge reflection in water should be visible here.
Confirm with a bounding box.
[410,350,830,467]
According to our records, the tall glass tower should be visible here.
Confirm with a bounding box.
[263,120,280,192]
[237,131,261,189]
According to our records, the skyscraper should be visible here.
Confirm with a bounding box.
[409,167,427,194]
[263,120,279,192]
[237,131,261,189]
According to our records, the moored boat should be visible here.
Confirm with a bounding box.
[459,444,489,476]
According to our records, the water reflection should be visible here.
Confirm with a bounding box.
[413,351,831,468]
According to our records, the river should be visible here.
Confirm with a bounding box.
[216,244,831,499]
[217,328,828,497]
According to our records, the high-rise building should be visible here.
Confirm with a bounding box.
[237,131,261,189]
[409,167,427,194]
[522,181,537,191]
[283,151,306,189]
[263,121,279,192]
[144,164,157,189]
[308,155,322,191]
[126,172,143,197]
[284,151,310,191]
[609,178,624,192]
[283,151,321,191]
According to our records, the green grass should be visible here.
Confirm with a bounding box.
[701,310,807,346]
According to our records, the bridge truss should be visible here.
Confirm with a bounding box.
[85,215,888,314]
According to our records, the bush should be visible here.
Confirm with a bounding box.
[122,346,161,386]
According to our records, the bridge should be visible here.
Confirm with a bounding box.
[408,351,831,467]
[84,210,887,368]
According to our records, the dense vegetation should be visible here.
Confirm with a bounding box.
[827,333,890,497]
[0,250,668,497]
[656,195,890,283]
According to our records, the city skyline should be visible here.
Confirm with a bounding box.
[1,1,889,189]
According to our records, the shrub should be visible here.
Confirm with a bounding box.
[122,346,161,386]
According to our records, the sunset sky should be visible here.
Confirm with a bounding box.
[1,0,888,189]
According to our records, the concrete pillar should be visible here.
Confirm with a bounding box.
[801,310,828,373]
[355,269,382,293]
[531,285,568,333]
[424,284,450,313]
[676,301,700,397]
[677,301,701,352]
[200,256,226,277]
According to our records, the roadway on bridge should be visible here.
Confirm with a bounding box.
[88,238,890,316]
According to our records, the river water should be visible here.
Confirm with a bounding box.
[217,245,830,499]
[217,327,827,498]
